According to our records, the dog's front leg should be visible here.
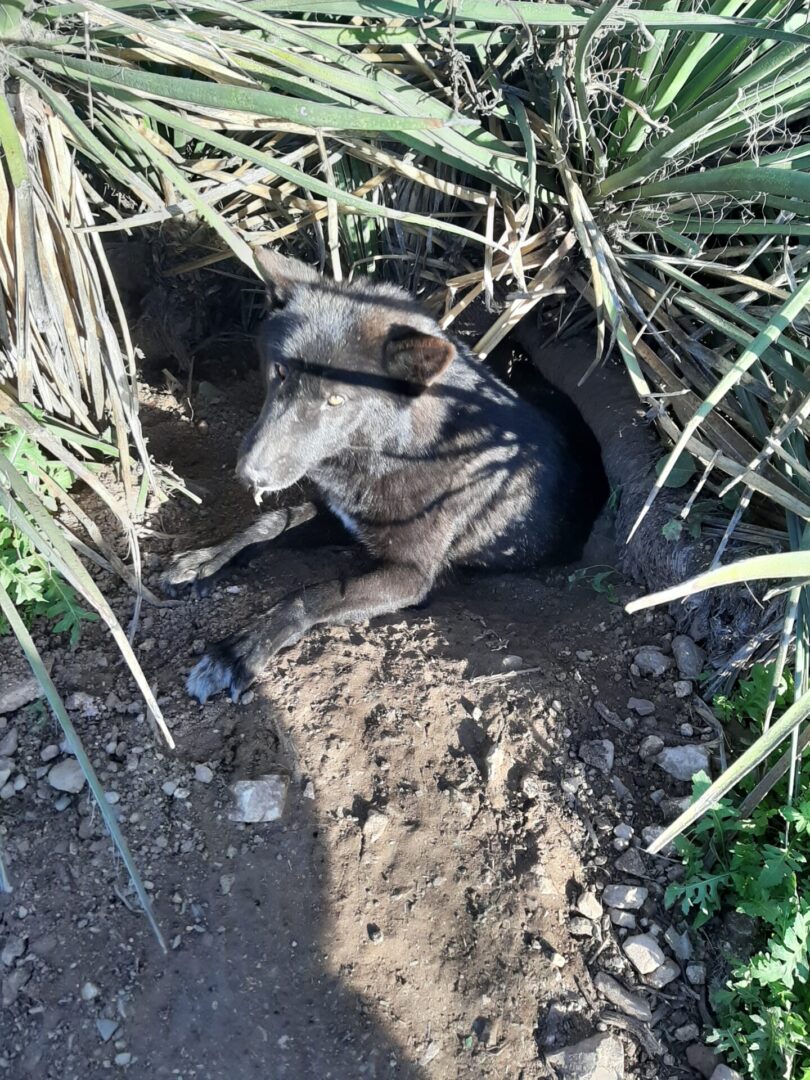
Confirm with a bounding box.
[161,502,318,597]
[187,563,433,702]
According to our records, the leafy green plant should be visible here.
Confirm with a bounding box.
[665,677,810,1078]
[0,419,97,643]
[567,565,619,604]
[715,663,795,730]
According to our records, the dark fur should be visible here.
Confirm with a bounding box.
[163,252,608,702]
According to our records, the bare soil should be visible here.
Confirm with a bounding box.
[0,369,719,1080]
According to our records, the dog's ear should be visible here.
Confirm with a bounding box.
[254,248,321,308]
[384,328,456,392]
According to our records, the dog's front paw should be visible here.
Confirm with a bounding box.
[186,635,258,704]
[160,548,223,599]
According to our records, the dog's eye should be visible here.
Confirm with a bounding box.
[275,363,288,381]
[327,394,345,407]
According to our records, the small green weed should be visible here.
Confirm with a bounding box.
[665,667,810,1078]
[0,419,98,644]
[567,566,618,605]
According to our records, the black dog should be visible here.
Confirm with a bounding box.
[162,251,607,702]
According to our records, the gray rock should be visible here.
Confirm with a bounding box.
[576,890,603,921]
[0,758,13,789]
[81,981,100,1001]
[641,825,675,855]
[686,961,706,985]
[193,764,214,784]
[501,654,524,670]
[2,967,31,1006]
[672,635,705,679]
[639,735,664,761]
[0,781,14,800]
[674,680,692,698]
[1,936,25,966]
[228,774,288,823]
[628,698,655,716]
[710,1068,743,1080]
[569,916,593,938]
[687,1044,720,1079]
[675,1023,700,1042]
[40,744,59,763]
[603,884,648,910]
[633,647,672,677]
[656,745,711,782]
[623,934,665,975]
[96,1018,119,1042]
[644,958,680,988]
[665,926,693,961]
[614,849,647,878]
[0,728,18,757]
[47,758,86,794]
[613,823,633,841]
[609,910,636,929]
[66,691,99,717]
[0,673,45,716]
[593,972,651,1022]
[546,1032,624,1079]
[363,810,389,843]
[114,1053,132,1067]
[579,739,615,774]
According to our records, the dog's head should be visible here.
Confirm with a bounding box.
[236,250,456,498]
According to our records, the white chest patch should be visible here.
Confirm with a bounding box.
[326,498,359,537]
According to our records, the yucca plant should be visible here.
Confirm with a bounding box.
[1,0,809,948]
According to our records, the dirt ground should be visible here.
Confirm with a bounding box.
[0,367,726,1079]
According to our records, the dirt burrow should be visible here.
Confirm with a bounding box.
[0,377,733,1080]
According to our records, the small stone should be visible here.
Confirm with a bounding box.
[1,936,25,966]
[66,691,99,717]
[40,744,59,762]
[546,1033,624,1080]
[639,736,664,761]
[240,690,255,705]
[675,1023,700,1042]
[105,792,120,805]
[609,910,636,929]
[633,647,672,677]
[660,795,692,821]
[656,745,711,782]
[569,916,593,937]
[172,787,190,801]
[81,981,100,1001]
[367,923,383,944]
[96,1018,119,1042]
[628,698,655,717]
[228,774,288,823]
[686,961,706,985]
[0,673,45,716]
[54,794,71,812]
[363,810,388,843]
[641,825,675,855]
[161,780,178,797]
[47,758,86,794]
[593,972,651,1022]
[624,934,665,974]
[219,874,235,895]
[665,926,693,961]
[0,758,12,789]
[576,890,602,921]
[687,1045,720,1079]
[603,884,648,910]
[710,1068,743,1080]
[674,680,692,698]
[579,739,615,774]
[2,967,31,1006]
[521,774,543,799]
[613,823,633,841]
[614,849,647,877]
[302,781,315,800]
[114,1053,132,1067]
[0,781,14,800]
[0,728,18,756]
[576,650,593,662]
[672,635,705,679]
[645,958,680,988]
[501,654,524,671]
[194,764,214,784]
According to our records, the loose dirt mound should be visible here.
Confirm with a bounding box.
[0,372,721,1079]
